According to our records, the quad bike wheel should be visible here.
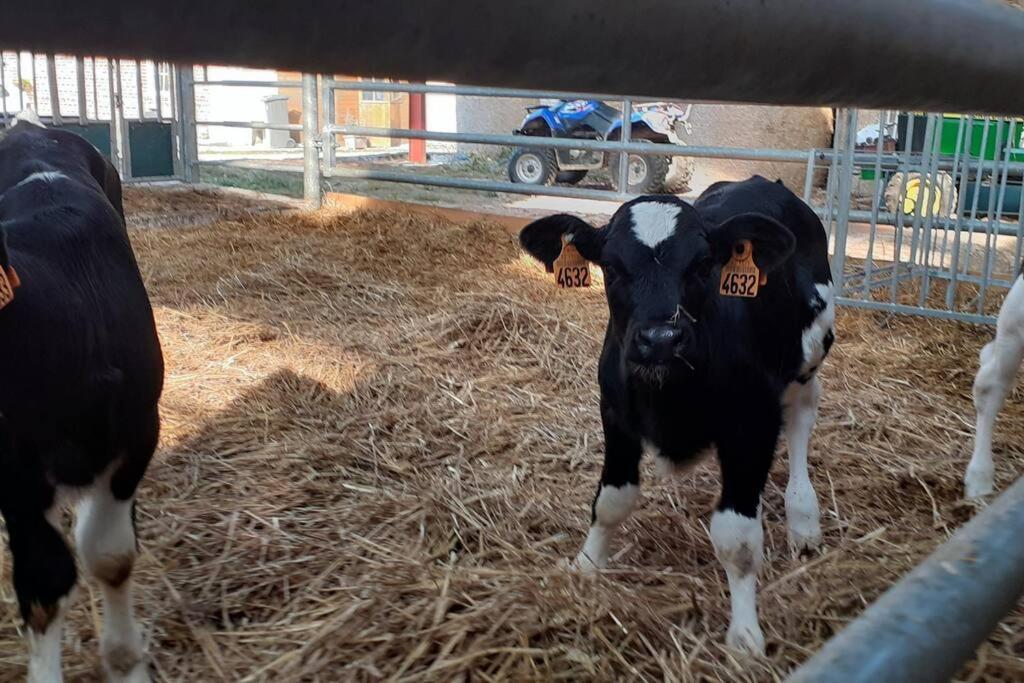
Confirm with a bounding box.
[884,171,958,218]
[609,140,670,194]
[508,148,558,186]
[664,155,695,194]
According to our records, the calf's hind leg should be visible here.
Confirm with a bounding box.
[74,412,158,683]
[2,488,77,683]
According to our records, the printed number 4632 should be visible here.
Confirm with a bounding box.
[558,266,590,288]
[721,272,757,296]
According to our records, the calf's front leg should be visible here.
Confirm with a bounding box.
[572,409,642,572]
[711,421,777,655]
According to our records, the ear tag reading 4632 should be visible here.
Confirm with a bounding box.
[719,239,763,298]
[554,236,591,289]
[0,266,18,310]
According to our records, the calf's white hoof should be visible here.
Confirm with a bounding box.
[103,642,150,683]
[787,519,822,555]
[726,621,766,656]
[561,552,602,574]
[964,464,995,499]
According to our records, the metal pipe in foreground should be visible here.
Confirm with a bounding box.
[4,1,1024,114]
[787,475,1024,683]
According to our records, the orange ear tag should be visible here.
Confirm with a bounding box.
[719,239,760,298]
[553,236,591,289]
[0,267,15,310]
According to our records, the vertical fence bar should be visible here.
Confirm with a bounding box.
[91,58,99,121]
[31,53,40,113]
[617,97,632,199]
[105,58,121,174]
[154,63,163,122]
[176,65,198,183]
[890,114,916,305]
[46,54,62,125]
[321,74,337,172]
[169,66,183,179]
[114,59,132,179]
[134,59,144,119]
[801,149,816,204]
[75,56,87,124]
[831,108,857,290]
[914,115,940,306]
[16,52,25,111]
[302,73,322,208]
[860,109,887,296]
[946,116,977,309]
[0,51,7,117]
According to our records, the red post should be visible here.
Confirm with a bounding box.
[409,85,427,164]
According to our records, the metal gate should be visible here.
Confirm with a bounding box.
[826,108,1024,324]
[0,51,182,181]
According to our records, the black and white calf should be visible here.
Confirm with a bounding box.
[520,176,834,654]
[964,268,1024,498]
[0,122,163,681]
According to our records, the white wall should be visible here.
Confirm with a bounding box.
[194,66,280,147]
[425,81,457,133]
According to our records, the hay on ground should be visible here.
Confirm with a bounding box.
[1,188,1022,682]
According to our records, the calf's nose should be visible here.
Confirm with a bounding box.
[635,325,683,362]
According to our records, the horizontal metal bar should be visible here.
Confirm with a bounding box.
[194,120,302,131]
[787,475,1024,681]
[324,166,630,201]
[6,1,1024,114]
[122,175,186,184]
[328,124,813,163]
[327,80,651,103]
[838,297,997,325]
[193,79,302,88]
[331,121,1024,174]
[814,207,1024,237]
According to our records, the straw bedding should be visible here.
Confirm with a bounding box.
[1,186,1022,681]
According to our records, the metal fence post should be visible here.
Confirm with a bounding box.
[302,73,322,209]
[616,97,632,199]
[321,73,336,172]
[830,108,857,291]
[176,65,198,183]
[787,474,1024,683]
[46,54,63,125]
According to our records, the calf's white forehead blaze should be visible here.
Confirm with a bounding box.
[630,202,681,249]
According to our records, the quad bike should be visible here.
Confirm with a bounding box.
[508,100,694,194]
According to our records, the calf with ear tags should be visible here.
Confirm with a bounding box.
[517,178,834,656]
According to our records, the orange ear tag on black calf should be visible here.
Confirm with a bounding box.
[553,236,591,289]
[719,240,761,298]
[0,267,16,310]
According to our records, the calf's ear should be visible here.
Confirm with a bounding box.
[707,212,795,273]
[519,214,604,273]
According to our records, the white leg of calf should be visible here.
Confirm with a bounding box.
[572,483,640,572]
[966,277,1024,499]
[782,377,822,552]
[710,509,765,655]
[74,488,149,683]
[27,597,68,683]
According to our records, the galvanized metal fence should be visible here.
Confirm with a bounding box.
[6,55,1024,325]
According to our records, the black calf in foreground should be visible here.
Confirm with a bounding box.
[0,121,163,682]
[520,176,834,654]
